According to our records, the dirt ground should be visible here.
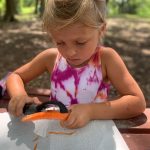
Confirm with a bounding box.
[0,18,150,105]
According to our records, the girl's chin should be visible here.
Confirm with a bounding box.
[67,61,81,67]
[67,59,89,67]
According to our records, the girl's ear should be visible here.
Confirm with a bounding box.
[98,23,107,45]
[102,23,107,32]
[99,23,106,37]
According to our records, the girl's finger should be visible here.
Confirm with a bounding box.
[15,97,32,116]
[62,113,76,128]
[66,120,78,129]
[8,99,17,116]
[32,97,42,105]
[15,100,26,116]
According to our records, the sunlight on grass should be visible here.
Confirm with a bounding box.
[15,6,41,21]
[16,7,38,21]
[0,0,5,16]
[21,6,35,15]
[108,14,150,22]
[16,14,38,22]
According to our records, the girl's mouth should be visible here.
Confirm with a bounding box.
[67,58,80,63]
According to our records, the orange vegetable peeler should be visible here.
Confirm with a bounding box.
[22,101,69,122]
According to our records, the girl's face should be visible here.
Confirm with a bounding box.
[51,22,101,67]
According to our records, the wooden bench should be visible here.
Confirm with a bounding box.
[0,88,150,150]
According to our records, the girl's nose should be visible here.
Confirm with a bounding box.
[66,48,77,57]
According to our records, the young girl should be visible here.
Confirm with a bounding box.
[6,0,146,129]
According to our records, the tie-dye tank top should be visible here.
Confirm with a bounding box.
[50,47,109,107]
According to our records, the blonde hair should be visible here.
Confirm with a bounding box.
[43,0,107,32]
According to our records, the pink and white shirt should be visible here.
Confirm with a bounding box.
[50,47,109,107]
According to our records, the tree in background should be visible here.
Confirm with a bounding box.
[116,0,142,14]
[107,0,149,17]
[35,0,45,17]
[3,0,17,22]
[0,0,150,22]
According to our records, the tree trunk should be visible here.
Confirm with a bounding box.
[106,0,109,4]
[3,0,17,22]
[34,0,39,14]
[34,0,45,17]
[39,0,45,17]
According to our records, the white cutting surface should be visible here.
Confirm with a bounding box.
[0,112,129,150]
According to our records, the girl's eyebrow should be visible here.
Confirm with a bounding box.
[76,36,92,41]
[75,37,87,41]
[54,38,87,42]
[52,32,93,42]
[70,35,92,41]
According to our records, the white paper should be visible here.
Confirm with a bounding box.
[34,119,76,137]
[0,112,129,150]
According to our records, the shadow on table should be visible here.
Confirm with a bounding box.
[7,116,36,149]
[115,112,147,129]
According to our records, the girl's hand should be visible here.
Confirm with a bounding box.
[8,95,41,117]
[60,104,92,129]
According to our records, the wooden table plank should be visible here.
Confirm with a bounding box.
[115,109,150,131]
[122,133,150,150]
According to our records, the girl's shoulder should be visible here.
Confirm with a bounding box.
[38,48,59,73]
[100,47,116,58]
[100,46,121,64]
[41,48,58,58]
[100,46,122,80]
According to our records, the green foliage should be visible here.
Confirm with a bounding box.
[17,0,35,14]
[21,6,35,15]
[137,0,150,17]
[0,0,150,19]
[0,0,34,16]
[107,0,150,18]
[23,0,35,7]
[0,0,5,16]
[107,0,119,16]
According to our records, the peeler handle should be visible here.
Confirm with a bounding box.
[23,100,68,115]
[36,101,68,113]
[23,104,37,115]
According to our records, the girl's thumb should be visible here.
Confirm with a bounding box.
[32,97,42,105]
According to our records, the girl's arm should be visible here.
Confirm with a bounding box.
[6,48,58,116]
[89,47,146,120]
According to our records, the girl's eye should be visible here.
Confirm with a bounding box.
[76,41,86,46]
[56,42,65,46]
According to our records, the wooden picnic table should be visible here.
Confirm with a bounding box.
[0,88,150,150]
